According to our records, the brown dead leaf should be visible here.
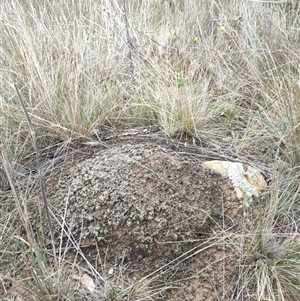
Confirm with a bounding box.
[80,273,96,293]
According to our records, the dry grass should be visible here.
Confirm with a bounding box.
[1,0,300,300]
[238,169,300,301]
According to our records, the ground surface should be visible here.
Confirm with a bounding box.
[0,136,261,300]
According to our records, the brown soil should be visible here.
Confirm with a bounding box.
[0,137,260,301]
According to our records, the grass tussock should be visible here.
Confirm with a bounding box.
[1,0,300,300]
[238,170,300,301]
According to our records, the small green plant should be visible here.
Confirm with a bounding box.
[105,286,119,301]
[167,31,179,43]
[174,71,186,88]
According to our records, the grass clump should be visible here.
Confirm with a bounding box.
[239,170,300,301]
[248,230,300,301]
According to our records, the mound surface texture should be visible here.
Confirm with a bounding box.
[3,142,255,300]
[47,144,234,258]
[43,143,249,300]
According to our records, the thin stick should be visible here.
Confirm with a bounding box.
[123,0,134,80]
[14,83,57,267]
